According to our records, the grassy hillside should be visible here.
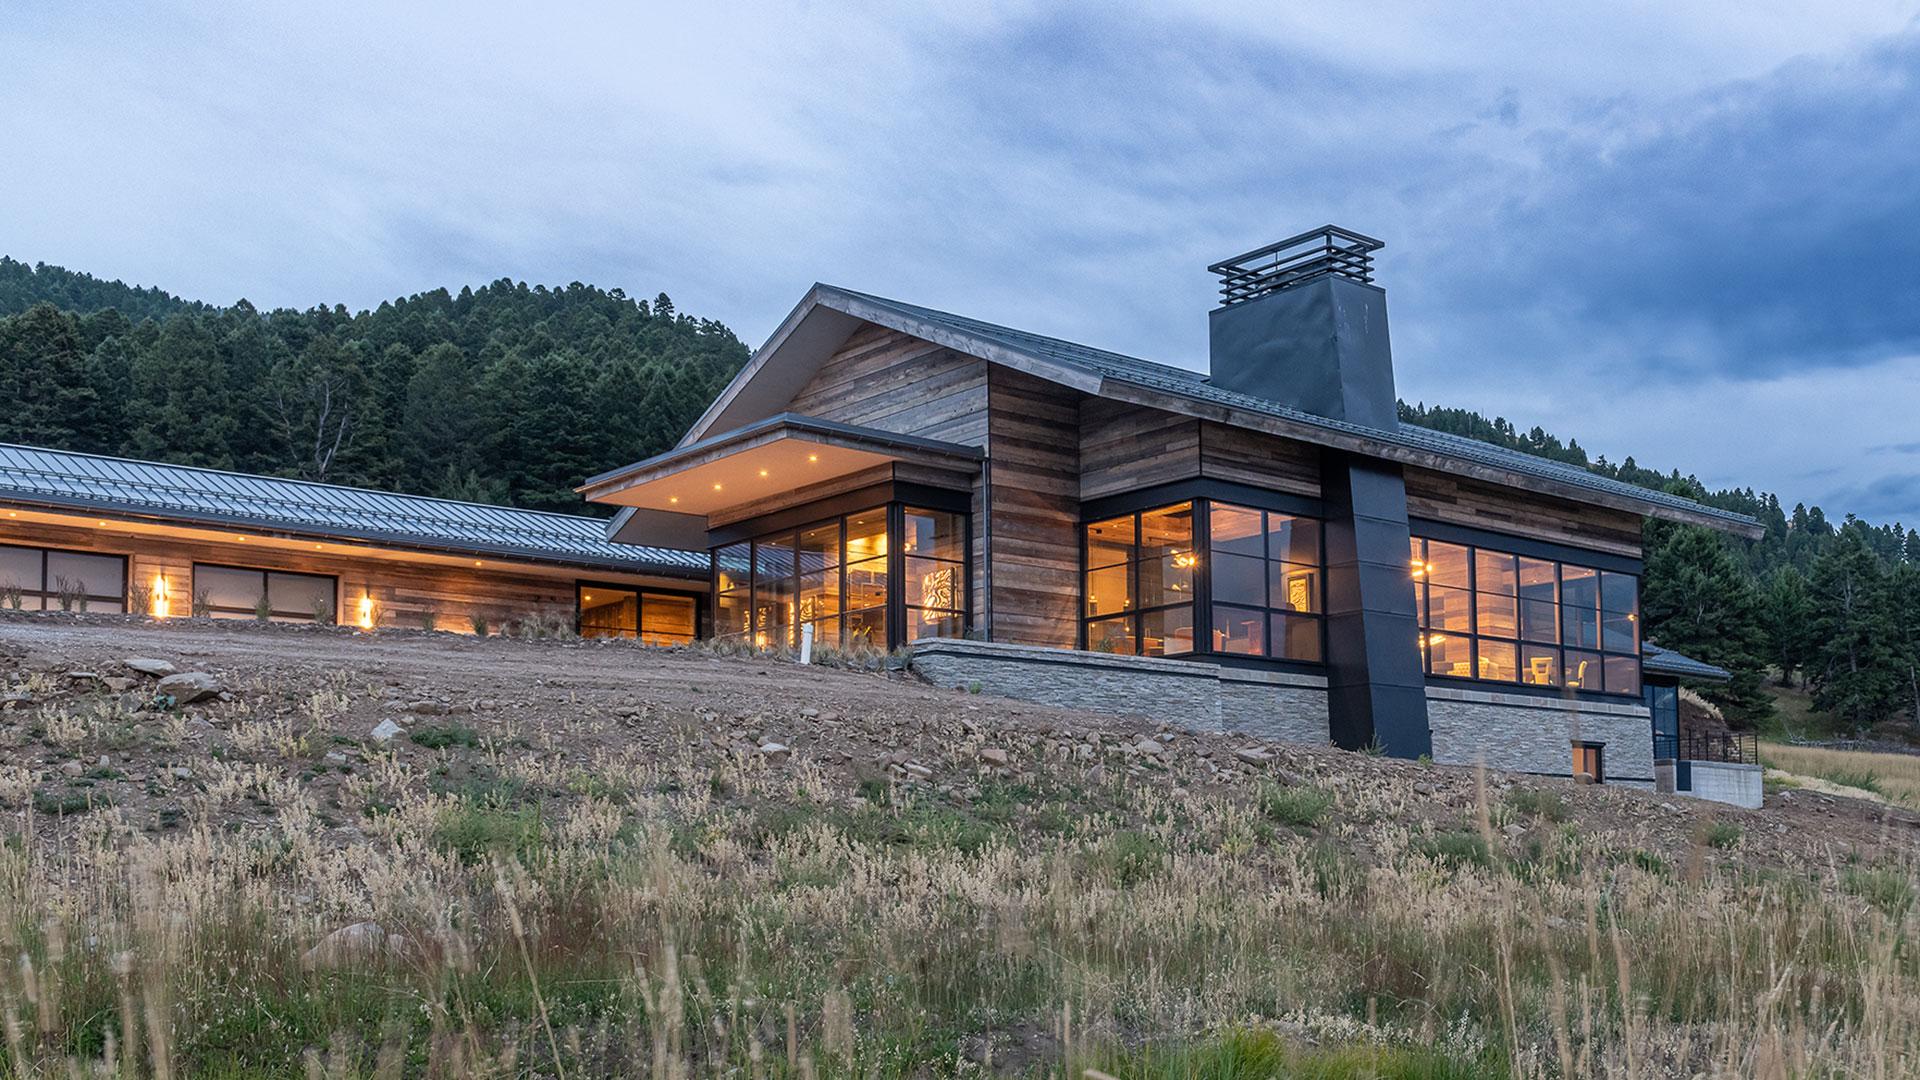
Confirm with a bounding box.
[1,615,1916,1078]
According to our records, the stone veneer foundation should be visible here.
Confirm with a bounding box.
[907,639,1329,744]
[909,639,1656,782]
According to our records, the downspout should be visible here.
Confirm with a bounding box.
[982,457,993,640]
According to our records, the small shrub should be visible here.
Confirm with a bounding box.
[53,575,80,612]
[1419,829,1492,870]
[1259,782,1333,829]
[253,594,272,621]
[1506,787,1570,823]
[0,582,21,609]
[312,598,336,626]
[434,805,543,865]
[470,613,490,636]
[33,787,103,815]
[1819,768,1882,795]
[410,725,482,751]
[1843,866,1915,915]
[419,605,439,632]
[191,589,213,618]
[128,583,152,616]
[1090,830,1164,887]
[1705,821,1741,849]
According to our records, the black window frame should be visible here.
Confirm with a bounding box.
[709,501,971,653]
[1410,537,1641,697]
[0,542,127,612]
[575,582,704,645]
[1079,498,1326,663]
[190,562,338,621]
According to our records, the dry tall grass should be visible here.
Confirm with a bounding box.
[1,707,1917,1078]
[1762,741,1920,809]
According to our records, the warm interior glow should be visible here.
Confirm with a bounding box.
[358,594,374,629]
[759,470,768,477]
[808,455,818,462]
[152,574,170,618]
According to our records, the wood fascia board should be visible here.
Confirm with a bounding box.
[1092,379,1763,539]
[821,292,1106,396]
[679,288,859,446]
[580,421,982,504]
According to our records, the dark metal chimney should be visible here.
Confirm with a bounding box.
[1206,226,1397,431]
[1208,226,1430,760]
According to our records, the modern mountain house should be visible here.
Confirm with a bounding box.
[580,226,1762,790]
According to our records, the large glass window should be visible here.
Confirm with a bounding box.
[578,586,698,645]
[0,544,125,613]
[713,504,967,652]
[1412,538,1639,695]
[1082,503,1198,657]
[1206,503,1323,662]
[192,564,335,622]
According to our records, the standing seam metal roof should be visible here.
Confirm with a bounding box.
[0,444,707,575]
[821,287,1759,532]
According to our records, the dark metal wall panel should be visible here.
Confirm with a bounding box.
[1320,451,1431,757]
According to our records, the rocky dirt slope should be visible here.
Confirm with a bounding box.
[1,612,1909,869]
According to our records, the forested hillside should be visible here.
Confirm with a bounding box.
[0,259,749,513]
[1403,401,1920,734]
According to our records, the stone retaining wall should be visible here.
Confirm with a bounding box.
[1427,685,1654,783]
[910,640,1657,781]
[908,639,1329,743]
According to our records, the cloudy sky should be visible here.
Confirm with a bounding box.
[7,1,1920,523]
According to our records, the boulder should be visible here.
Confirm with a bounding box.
[155,672,222,703]
[124,658,177,678]
[405,700,448,716]
[979,747,1010,767]
[103,676,135,693]
[301,922,408,970]
[757,742,791,761]
[1233,747,1273,767]
[370,719,407,743]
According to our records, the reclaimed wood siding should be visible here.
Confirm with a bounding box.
[1403,467,1644,558]
[0,515,694,633]
[1078,399,1201,500]
[985,366,1082,648]
[1198,422,1322,497]
[787,323,989,446]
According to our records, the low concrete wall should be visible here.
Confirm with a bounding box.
[1686,760,1763,809]
[1426,686,1654,783]
[908,639,1329,742]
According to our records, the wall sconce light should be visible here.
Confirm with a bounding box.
[358,594,375,629]
[152,574,170,618]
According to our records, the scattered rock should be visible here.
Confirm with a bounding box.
[66,670,100,681]
[103,676,135,693]
[1084,765,1105,785]
[1503,823,1526,836]
[1234,747,1273,767]
[1134,738,1165,756]
[904,762,934,779]
[124,658,177,677]
[155,672,222,703]
[370,719,407,743]
[1412,782,1435,796]
[170,767,194,781]
[405,700,448,715]
[301,922,408,971]
[758,742,791,761]
[60,760,84,777]
[979,747,1011,767]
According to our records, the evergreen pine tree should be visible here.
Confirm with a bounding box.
[1641,524,1773,726]
[1806,525,1899,730]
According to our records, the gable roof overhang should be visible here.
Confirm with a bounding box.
[580,414,984,547]
[672,285,1762,539]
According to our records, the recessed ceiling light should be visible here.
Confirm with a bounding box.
[713,483,722,490]
[669,496,679,503]
[759,470,768,477]
[808,455,818,462]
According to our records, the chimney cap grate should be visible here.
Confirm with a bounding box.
[1208,225,1384,305]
